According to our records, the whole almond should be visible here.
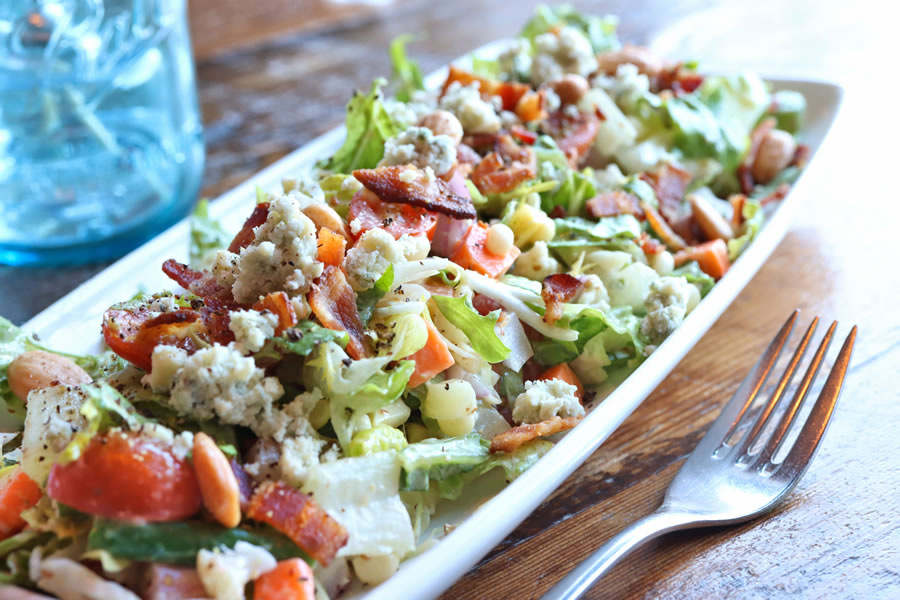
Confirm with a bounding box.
[192,432,241,528]
[7,351,91,402]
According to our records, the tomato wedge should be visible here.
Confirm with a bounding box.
[347,190,438,241]
[47,432,202,522]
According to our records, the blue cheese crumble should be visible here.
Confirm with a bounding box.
[213,194,323,304]
[343,228,406,292]
[512,379,585,424]
[640,276,700,344]
[531,26,598,86]
[228,309,279,354]
[439,81,501,134]
[380,126,456,176]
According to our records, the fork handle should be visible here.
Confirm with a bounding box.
[541,510,697,600]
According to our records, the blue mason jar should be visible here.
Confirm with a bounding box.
[0,0,204,265]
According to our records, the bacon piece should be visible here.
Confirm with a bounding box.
[759,183,791,206]
[308,266,372,359]
[541,273,583,325]
[352,166,476,220]
[470,138,537,196]
[252,291,297,335]
[639,164,693,225]
[737,117,777,194]
[586,190,643,219]
[456,143,482,167]
[440,65,530,112]
[246,480,348,566]
[655,63,704,95]
[729,194,747,229]
[162,259,233,301]
[489,416,583,454]
[542,112,599,167]
[228,202,270,253]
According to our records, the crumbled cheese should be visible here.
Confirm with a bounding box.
[147,295,178,314]
[213,194,323,304]
[228,309,279,354]
[512,241,562,281]
[512,379,585,424]
[531,26,598,86]
[396,233,431,260]
[143,345,189,391]
[343,228,406,292]
[380,126,456,176]
[593,63,652,111]
[148,344,286,440]
[439,81,501,134]
[383,91,436,129]
[291,295,311,320]
[279,435,327,488]
[282,175,327,204]
[640,276,694,343]
[498,38,533,81]
[197,542,276,600]
[172,431,195,461]
[574,274,611,310]
[349,217,364,236]
[22,385,88,484]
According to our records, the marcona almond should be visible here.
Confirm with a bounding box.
[552,74,589,105]
[7,351,91,402]
[752,129,797,184]
[303,203,350,239]
[192,432,241,528]
[417,110,464,144]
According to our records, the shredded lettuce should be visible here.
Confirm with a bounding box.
[533,306,643,367]
[189,198,229,269]
[521,4,619,53]
[357,264,394,325]
[319,173,362,219]
[318,78,400,173]
[553,215,641,243]
[399,433,490,493]
[347,424,408,457]
[432,295,511,363]
[258,320,350,361]
[389,35,425,102]
[536,138,597,216]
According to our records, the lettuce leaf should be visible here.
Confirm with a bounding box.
[533,306,642,366]
[521,4,619,53]
[727,198,764,260]
[399,433,490,492]
[665,94,744,172]
[189,198,229,269]
[0,317,27,428]
[672,262,716,296]
[261,320,350,360]
[357,264,394,325]
[318,78,400,173]
[389,35,425,102]
[432,295,511,363]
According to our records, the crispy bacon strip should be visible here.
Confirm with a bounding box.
[541,112,599,167]
[228,202,270,253]
[252,291,297,335]
[440,65,530,112]
[308,266,372,359]
[737,117,776,194]
[489,416,583,454]
[586,190,643,219]
[162,259,233,301]
[541,273,583,325]
[246,481,348,566]
[352,166,476,220]
[469,136,537,196]
[639,164,693,224]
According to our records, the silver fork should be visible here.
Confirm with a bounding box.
[542,311,856,600]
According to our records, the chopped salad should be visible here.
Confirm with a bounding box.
[0,6,808,599]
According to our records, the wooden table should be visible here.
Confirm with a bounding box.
[2,0,897,597]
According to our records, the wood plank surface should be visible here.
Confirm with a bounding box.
[1,0,897,598]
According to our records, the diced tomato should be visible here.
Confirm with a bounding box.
[347,190,438,241]
[246,481,348,566]
[450,222,520,279]
[316,227,347,267]
[0,468,42,540]
[406,320,455,388]
[673,239,731,279]
[253,559,315,600]
[252,292,297,336]
[536,363,584,401]
[47,432,202,522]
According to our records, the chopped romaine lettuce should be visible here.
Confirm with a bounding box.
[399,433,490,492]
[665,94,744,172]
[357,264,394,325]
[533,305,643,367]
[769,89,806,134]
[318,78,400,173]
[258,320,350,361]
[189,198,229,270]
[521,4,619,53]
[432,295,511,363]
[319,172,362,218]
[389,35,425,102]
[672,262,716,296]
[727,198,763,260]
[0,317,28,428]
[347,424,408,457]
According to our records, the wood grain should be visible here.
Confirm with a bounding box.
[1,0,897,598]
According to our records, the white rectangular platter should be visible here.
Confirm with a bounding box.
[24,40,843,600]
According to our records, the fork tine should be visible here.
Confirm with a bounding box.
[696,310,798,456]
[733,317,820,459]
[767,325,855,478]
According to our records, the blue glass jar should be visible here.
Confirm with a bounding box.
[0,0,204,265]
